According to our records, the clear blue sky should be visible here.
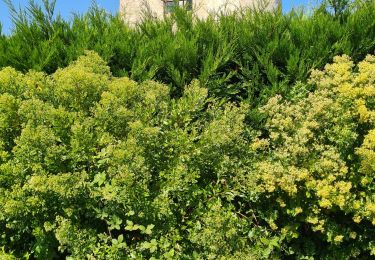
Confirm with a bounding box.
[0,0,322,35]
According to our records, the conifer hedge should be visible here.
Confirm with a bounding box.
[0,0,374,102]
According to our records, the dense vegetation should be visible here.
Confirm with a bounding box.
[0,0,374,101]
[0,0,375,259]
[0,50,375,260]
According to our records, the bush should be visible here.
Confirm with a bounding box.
[0,50,375,258]
[247,54,375,258]
[0,51,259,259]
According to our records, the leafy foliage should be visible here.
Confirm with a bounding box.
[246,54,375,258]
[0,0,374,102]
[0,0,375,257]
[0,50,375,258]
[0,51,259,259]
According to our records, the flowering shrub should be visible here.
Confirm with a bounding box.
[0,51,374,258]
[0,51,260,259]
[247,54,375,258]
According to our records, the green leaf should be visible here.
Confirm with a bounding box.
[145,224,155,235]
[125,220,134,231]
[118,234,124,243]
[109,215,122,230]
[93,172,106,186]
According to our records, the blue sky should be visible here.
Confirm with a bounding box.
[0,0,322,35]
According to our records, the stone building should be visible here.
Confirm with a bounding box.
[120,0,279,25]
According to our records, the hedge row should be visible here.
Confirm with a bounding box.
[0,0,374,101]
[0,51,374,259]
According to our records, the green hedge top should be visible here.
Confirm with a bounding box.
[0,0,374,102]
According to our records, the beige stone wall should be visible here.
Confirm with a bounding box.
[120,0,279,25]
[120,0,163,25]
[194,0,279,19]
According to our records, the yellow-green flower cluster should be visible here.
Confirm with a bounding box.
[248,55,375,255]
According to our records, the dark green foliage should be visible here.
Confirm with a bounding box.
[0,0,374,102]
